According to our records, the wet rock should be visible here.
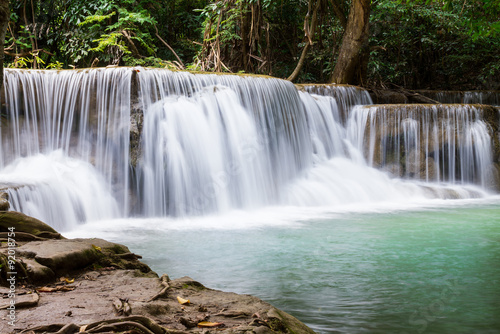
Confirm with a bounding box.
[17,239,102,273]
[15,238,152,277]
[0,192,9,211]
[0,211,60,236]
[370,89,408,104]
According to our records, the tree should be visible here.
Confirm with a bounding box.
[0,0,8,88]
[329,0,370,84]
[287,0,322,82]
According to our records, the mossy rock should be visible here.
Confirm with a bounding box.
[267,308,317,334]
[0,211,60,237]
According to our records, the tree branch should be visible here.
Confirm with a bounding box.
[287,0,321,82]
[329,0,347,29]
[154,25,185,69]
[4,48,54,57]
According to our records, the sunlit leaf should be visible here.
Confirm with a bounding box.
[177,296,190,305]
[197,321,223,328]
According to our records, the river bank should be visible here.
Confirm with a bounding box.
[0,211,315,334]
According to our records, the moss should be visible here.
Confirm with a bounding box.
[107,244,128,254]
[142,303,170,316]
[267,308,316,334]
[0,211,59,236]
[267,317,288,333]
[181,282,205,291]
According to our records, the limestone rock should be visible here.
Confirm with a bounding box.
[0,192,9,211]
[15,238,151,276]
[370,89,408,104]
[0,211,59,236]
[17,239,101,273]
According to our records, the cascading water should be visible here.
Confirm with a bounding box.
[299,84,372,122]
[464,91,500,106]
[415,90,500,105]
[0,68,132,226]
[348,104,494,187]
[0,68,496,229]
[135,69,312,216]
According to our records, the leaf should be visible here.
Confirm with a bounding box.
[177,296,190,305]
[37,285,76,293]
[92,244,102,252]
[197,321,224,328]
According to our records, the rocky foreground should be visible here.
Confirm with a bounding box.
[0,211,315,334]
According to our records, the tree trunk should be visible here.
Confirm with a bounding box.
[0,0,9,90]
[287,0,321,82]
[329,0,370,85]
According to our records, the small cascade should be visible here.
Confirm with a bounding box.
[464,91,500,106]
[348,104,494,187]
[298,84,372,122]
[0,68,132,227]
[414,91,464,104]
[414,90,500,106]
[2,152,119,231]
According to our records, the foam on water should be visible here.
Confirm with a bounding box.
[0,151,119,231]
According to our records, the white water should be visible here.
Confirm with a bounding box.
[0,68,496,230]
[348,104,494,187]
[1,151,119,231]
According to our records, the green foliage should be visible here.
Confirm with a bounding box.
[8,54,45,69]
[89,32,127,53]
[368,0,500,89]
[1,0,498,89]
[46,61,64,70]
[78,2,157,64]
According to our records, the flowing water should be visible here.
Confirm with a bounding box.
[1,68,499,333]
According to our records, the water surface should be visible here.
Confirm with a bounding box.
[66,198,500,333]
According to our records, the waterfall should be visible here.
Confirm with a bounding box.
[414,90,500,106]
[1,68,131,226]
[348,104,494,187]
[464,91,500,106]
[135,69,312,216]
[299,84,372,122]
[0,68,496,229]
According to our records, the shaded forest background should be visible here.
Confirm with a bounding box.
[2,0,499,90]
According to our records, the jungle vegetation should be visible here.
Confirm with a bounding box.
[0,0,498,89]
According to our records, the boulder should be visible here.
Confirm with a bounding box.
[15,238,151,276]
[0,211,60,237]
[17,239,102,273]
[0,211,316,334]
[369,89,408,104]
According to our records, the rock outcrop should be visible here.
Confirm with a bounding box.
[0,212,316,334]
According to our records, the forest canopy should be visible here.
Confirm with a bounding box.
[2,0,499,90]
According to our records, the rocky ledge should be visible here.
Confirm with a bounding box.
[0,211,315,334]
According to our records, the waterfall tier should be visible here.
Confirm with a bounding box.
[348,104,499,188]
[414,90,500,106]
[0,68,497,229]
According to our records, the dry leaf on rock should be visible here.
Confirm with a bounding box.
[37,285,75,293]
[197,321,224,328]
[177,296,190,305]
